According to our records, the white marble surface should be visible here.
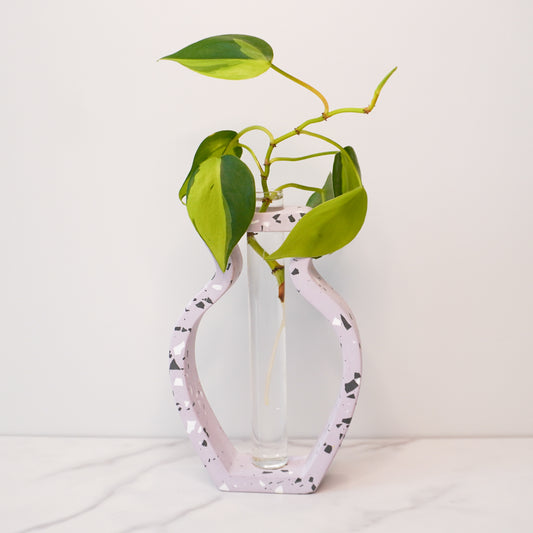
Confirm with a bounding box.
[1,437,532,532]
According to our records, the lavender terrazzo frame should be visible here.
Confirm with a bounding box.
[169,206,362,494]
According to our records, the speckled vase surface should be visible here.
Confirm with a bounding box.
[169,206,362,494]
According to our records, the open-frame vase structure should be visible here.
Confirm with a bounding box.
[169,201,363,494]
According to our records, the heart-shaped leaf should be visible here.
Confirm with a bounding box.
[306,146,362,208]
[268,185,367,260]
[179,130,242,203]
[161,34,273,80]
[186,154,255,270]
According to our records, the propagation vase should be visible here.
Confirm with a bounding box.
[169,204,362,494]
[247,191,288,470]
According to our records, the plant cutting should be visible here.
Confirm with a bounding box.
[163,34,395,493]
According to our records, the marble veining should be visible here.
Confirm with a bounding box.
[1,437,532,532]
[116,496,221,533]
[39,441,182,479]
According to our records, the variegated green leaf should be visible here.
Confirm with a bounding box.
[179,130,242,203]
[186,154,255,270]
[306,146,361,208]
[268,186,367,260]
[161,34,273,80]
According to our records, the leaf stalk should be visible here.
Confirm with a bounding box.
[270,63,330,115]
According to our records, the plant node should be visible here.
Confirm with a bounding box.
[261,196,272,209]
[278,282,285,303]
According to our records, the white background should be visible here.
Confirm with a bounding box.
[1,0,532,438]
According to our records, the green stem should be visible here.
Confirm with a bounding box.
[260,177,269,195]
[297,130,344,151]
[236,125,275,143]
[270,63,330,114]
[269,67,397,148]
[233,127,274,194]
[361,66,397,114]
[298,131,362,187]
[243,68,396,201]
[275,182,321,193]
[247,233,285,302]
[325,68,398,117]
[238,143,264,175]
[270,150,337,164]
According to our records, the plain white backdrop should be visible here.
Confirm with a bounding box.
[1,0,532,438]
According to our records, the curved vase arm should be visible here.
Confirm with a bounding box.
[169,247,243,485]
[288,257,362,480]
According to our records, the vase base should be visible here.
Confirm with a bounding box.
[252,456,288,470]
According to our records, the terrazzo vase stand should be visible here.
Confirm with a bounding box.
[169,204,362,494]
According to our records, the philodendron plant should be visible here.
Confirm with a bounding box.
[161,34,395,300]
